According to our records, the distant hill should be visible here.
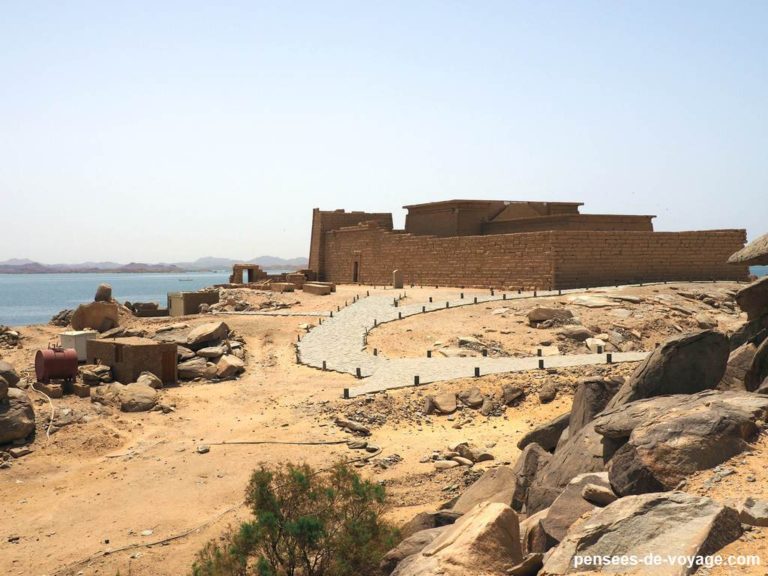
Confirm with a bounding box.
[0,256,308,274]
[176,256,308,270]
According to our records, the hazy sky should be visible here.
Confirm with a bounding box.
[1,1,766,263]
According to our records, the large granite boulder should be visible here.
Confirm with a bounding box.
[380,527,447,575]
[177,357,211,379]
[745,338,768,392]
[729,314,768,350]
[569,378,621,435]
[601,391,768,496]
[94,283,113,302]
[606,330,729,409]
[735,276,768,320]
[71,301,119,332]
[136,371,163,390]
[511,443,551,513]
[519,508,549,555]
[719,342,757,391]
[0,360,20,387]
[525,396,682,513]
[186,321,229,348]
[527,308,573,326]
[540,472,609,544]
[400,510,461,539]
[0,388,35,444]
[91,383,158,412]
[216,354,245,378]
[394,502,523,576]
[517,412,570,452]
[541,492,742,575]
[452,465,517,515]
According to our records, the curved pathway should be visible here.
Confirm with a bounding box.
[297,287,649,397]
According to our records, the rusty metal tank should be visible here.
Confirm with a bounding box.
[35,347,78,383]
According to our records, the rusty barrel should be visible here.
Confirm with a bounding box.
[35,347,78,383]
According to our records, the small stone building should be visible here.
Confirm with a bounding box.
[168,291,220,317]
[87,337,177,385]
[308,200,749,289]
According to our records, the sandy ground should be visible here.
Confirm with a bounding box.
[0,282,756,576]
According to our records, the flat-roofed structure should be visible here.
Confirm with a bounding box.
[307,199,748,289]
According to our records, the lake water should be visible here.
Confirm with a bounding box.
[0,272,231,326]
[0,267,765,327]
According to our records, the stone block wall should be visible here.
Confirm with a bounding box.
[320,224,748,289]
[550,229,749,288]
[323,223,554,288]
[308,208,393,276]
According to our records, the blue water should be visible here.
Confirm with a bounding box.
[0,272,230,326]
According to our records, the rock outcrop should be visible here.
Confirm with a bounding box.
[517,412,570,452]
[452,466,517,515]
[0,388,35,444]
[541,492,742,575]
[600,391,768,496]
[735,276,768,320]
[606,330,729,409]
[71,301,120,332]
[91,383,158,412]
[394,502,522,576]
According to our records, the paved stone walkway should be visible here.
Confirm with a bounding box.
[297,287,649,397]
[219,310,330,317]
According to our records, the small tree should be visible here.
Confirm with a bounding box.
[192,462,398,576]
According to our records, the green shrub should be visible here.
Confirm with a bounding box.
[192,462,398,576]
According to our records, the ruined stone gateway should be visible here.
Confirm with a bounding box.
[308,200,748,289]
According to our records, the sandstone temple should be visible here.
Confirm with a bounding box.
[308,200,748,289]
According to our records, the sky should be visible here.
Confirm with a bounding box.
[0,1,766,263]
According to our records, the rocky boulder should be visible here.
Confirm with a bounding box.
[91,383,158,412]
[719,342,757,391]
[71,301,120,332]
[519,508,549,556]
[517,412,570,452]
[737,497,768,527]
[569,378,621,435]
[524,396,684,513]
[511,443,551,512]
[539,472,608,544]
[177,357,211,380]
[606,330,729,409]
[186,321,229,348]
[216,354,245,378]
[196,345,227,358]
[458,387,484,409]
[94,283,112,302]
[541,492,742,575]
[502,384,524,406]
[136,371,163,390]
[745,337,768,391]
[452,465,517,515]
[601,391,768,496]
[735,276,768,320]
[0,360,20,387]
[400,510,461,539]
[380,527,448,575]
[0,388,35,444]
[557,326,594,342]
[527,308,573,327]
[425,392,457,415]
[394,502,523,576]
[538,383,557,404]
